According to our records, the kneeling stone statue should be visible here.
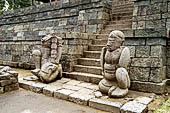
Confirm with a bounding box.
[99,30,131,98]
[31,34,62,83]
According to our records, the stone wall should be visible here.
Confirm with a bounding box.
[0,66,19,94]
[125,37,167,93]
[0,0,112,71]
[129,0,170,93]
[132,0,169,37]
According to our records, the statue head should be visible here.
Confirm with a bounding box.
[107,30,125,51]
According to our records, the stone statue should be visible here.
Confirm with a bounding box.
[99,30,131,98]
[31,34,62,83]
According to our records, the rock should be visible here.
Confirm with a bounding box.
[109,87,128,98]
[94,91,102,98]
[121,101,147,113]
[89,98,122,113]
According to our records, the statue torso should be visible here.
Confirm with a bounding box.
[104,48,122,71]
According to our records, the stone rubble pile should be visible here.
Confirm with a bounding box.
[0,66,19,94]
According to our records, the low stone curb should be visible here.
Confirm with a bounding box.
[18,77,154,113]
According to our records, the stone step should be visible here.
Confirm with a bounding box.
[112,1,134,7]
[112,7,133,13]
[112,12,133,17]
[104,24,132,30]
[111,15,133,21]
[112,5,133,10]
[19,77,154,113]
[63,72,102,84]
[78,58,101,67]
[89,34,109,39]
[89,45,105,51]
[92,39,107,45]
[74,65,102,75]
[101,29,134,37]
[110,19,132,25]
[84,51,101,59]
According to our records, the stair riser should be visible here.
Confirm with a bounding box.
[74,66,102,75]
[92,40,107,45]
[84,52,101,59]
[105,25,132,30]
[111,20,132,25]
[89,46,105,51]
[112,16,133,21]
[101,30,133,37]
[78,59,101,67]
[96,35,109,39]
[65,73,102,84]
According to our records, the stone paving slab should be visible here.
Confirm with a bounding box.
[18,76,154,113]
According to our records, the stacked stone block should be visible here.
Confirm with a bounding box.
[133,0,169,37]
[124,37,167,94]
[0,66,19,94]
[0,0,112,70]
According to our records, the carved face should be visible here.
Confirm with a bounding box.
[107,36,123,51]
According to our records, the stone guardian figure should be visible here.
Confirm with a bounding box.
[31,34,62,83]
[99,30,131,98]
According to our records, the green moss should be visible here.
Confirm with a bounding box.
[154,98,170,113]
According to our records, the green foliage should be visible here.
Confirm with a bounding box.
[154,98,170,113]
[0,0,32,15]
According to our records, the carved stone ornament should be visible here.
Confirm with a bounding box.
[31,34,62,83]
[99,30,131,98]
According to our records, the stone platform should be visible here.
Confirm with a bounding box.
[0,66,19,94]
[19,76,154,113]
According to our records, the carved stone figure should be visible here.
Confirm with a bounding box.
[31,34,62,83]
[99,30,131,98]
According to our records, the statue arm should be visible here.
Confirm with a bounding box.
[100,47,106,73]
[118,47,130,69]
[56,37,62,64]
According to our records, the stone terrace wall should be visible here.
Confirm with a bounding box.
[0,0,112,71]
[127,0,169,93]
[132,0,168,37]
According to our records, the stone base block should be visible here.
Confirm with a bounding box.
[130,80,166,94]
[89,98,122,113]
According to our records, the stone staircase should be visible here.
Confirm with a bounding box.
[64,0,134,84]
[64,36,108,84]
[101,1,134,34]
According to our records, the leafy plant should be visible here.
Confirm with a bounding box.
[154,98,170,113]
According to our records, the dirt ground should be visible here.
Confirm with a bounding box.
[12,68,33,77]
[0,89,107,113]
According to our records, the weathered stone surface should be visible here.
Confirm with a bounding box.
[54,89,75,100]
[146,38,166,46]
[149,68,165,83]
[126,46,135,57]
[69,92,95,105]
[0,80,12,86]
[99,31,130,98]
[130,80,166,94]
[121,101,147,113]
[89,98,122,113]
[124,38,145,46]
[135,97,153,105]
[4,83,19,92]
[29,82,47,93]
[129,67,150,82]
[136,46,150,57]
[0,87,4,94]
[18,79,34,90]
[94,91,102,98]
[131,58,151,67]
[43,85,62,97]
[151,46,166,57]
